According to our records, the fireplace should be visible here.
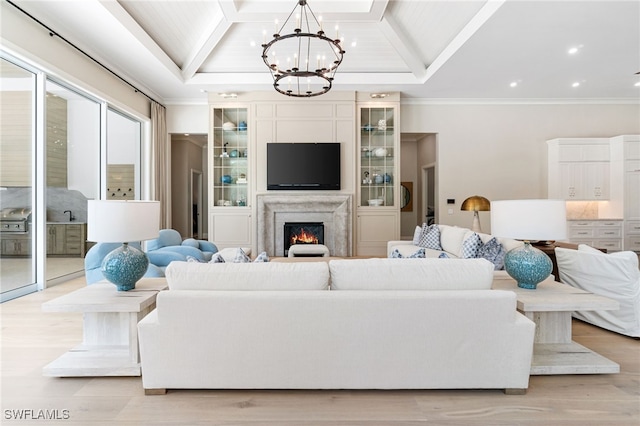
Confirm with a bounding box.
[256,194,352,257]
[284,222,324,256]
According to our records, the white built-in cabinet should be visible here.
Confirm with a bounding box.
[549,135,640,253]
[548,139,610,200]
[356,94,400,255]
[610,135,640,252]
[208,105,253,250]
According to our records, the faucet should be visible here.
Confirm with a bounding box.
[63,210,75,221]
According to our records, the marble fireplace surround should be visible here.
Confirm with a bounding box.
[257,194,353,257]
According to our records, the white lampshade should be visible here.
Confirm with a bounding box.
[491,199,567,241]
[87,200,160,243]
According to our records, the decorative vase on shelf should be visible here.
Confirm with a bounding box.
[221,175,232,184]
[377,119,387,131]
[238,121,247,131]
[374,174,384,184]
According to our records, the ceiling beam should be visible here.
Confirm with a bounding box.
[377,13,427,81]
[181,9,231,81]
[98,0,184,82]
[422,0,505,84]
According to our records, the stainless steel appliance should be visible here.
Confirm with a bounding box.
[0,208,32,233]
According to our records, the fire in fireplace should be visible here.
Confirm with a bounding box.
[283,222,324,256]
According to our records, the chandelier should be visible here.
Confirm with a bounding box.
[261,0,345,97]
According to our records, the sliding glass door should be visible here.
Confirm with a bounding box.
[0,58,37,301]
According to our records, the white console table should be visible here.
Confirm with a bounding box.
[42,278,167,377]
[493,276,620,375]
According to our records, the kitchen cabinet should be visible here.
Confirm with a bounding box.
[610,135,640,251]
[356,93,400,255]
[47,223,86,256]
[1,234,31,256]
[567,220,623,251]
[548,138,610,200]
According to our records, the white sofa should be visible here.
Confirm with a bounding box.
[555,245,640,338]
[388,224,523,267]
[138,258,535,394]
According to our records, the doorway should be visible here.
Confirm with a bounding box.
[191,169,202,239]
[422,164,436,225]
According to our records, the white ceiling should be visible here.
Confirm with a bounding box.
[9,0,640,104]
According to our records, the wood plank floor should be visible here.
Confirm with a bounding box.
[1,277,638,425]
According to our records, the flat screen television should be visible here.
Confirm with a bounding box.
[267,143,341,190]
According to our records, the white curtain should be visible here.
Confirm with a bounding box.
[151,101,170,229]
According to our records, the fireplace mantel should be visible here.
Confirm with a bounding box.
[256,194,353,257]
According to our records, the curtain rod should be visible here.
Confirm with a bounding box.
[6,0,164,106]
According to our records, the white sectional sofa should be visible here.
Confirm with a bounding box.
[138,258,535,394]
[388,224,523,270]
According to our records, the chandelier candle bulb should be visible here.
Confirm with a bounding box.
[296,14,300,29]
[319,16,323,31]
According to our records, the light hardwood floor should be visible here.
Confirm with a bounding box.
[1,276,638,425]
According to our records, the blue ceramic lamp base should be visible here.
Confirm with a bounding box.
[101,243,149,291]
[504,242,552,290]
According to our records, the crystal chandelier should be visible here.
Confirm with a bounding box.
[261,0,345,97]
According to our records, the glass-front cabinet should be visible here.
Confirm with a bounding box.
[212,107,249,207]
[209,105,253,250]
[356,97,400,256]
[359,107,396,207]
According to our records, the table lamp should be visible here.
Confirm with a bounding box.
[87,200,160,291]
[490,199,567,289]
[460,195,491,233]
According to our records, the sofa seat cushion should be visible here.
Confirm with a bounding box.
[166,261,330,291]
[329,258,494,290]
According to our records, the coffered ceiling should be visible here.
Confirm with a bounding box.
[7,0,640,103]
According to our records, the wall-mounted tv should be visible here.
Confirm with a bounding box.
[267,143,341,190]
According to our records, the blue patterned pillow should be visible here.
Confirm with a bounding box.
[391,248,426,258]
[438,252,449,259]
[186,255,204,263]
[253,251,270,262]
[476,237,506,270]
[417,224,442,250]
[461,232,483,258]
[208,252,225,263]
[233,248,251,263]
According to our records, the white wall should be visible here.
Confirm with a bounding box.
[167,100,640,235]
[401,102,640,232]
[166,104,209,134]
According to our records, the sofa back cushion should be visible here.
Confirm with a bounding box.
[166,261,329,290]
[329,258,494,290]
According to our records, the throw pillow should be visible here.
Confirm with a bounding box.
[391,248,426,258]
[208,252,225,263]
[412,225,422,245]
[186,255,204,263]
[461,232,483,258]
[476,237,506,270]
[233,248,251,263]
[438,252,449,259]
[417,224,442,250]
[253,251,270,262]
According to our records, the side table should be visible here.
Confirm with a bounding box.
[42,278,167,377]
[493,275,620,375]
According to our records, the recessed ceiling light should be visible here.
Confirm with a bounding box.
[250,40,256,47]
[370,93,389,99]
[568,45,583,55]
[351,41,357,48]
[510,82,518,88]
[572,82,580,88]
[635,82,640,87]
[218,93,238,99]
[184,133,190,136]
